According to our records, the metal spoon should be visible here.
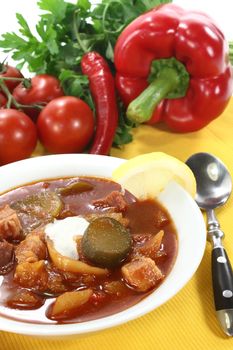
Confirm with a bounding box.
[186,152,233,336]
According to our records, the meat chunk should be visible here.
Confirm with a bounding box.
[132,230,164,259]
[7,290,44,309]
[46,266,68,294]
[104,280,130,297]
[0,205,22,241]
[155,209,170,229]
[30,227,46,241]
[92,191,127,212]
[121,257,164,292]
[15,230,47,264]
[0,240,15,275]
[14,260,48,291]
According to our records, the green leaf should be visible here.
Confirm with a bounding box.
[105,41,114,61]
[77,0,91,11]
[148,0,172,6]
[92,19,102,33]
[59,69,89,96]
[45,28,59,54]
[78,33,105,52]
[35,16,59,55]
[16,13,34,38]
[59,69,76,81]
[15,61,25,70]
[113,101,134,146]
[27,55,48,73]
[229,41,233,66]
[132,0,171,12]
[35,19,46,39]
[46,36,59,55]
[113,124,133,146]
[59,70,94,109]
[37,0,67,21]
[0,32,29,50]
[67,78,85,96]
[13,50,48,73]
[58,42,82,66]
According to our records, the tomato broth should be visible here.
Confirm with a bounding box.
[0,176,178,324]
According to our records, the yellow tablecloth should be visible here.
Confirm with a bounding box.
[1,99,233,350]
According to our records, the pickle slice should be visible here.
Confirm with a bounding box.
[59,181,93,196]
[81,217,132,268]
[12,191,63,231]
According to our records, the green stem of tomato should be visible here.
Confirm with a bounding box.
[0,80,43,110]
[0,76,24,82]
[6,94,12,109]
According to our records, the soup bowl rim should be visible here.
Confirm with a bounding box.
[0,154,206,337]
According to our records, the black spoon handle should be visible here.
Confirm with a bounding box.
[212,246,233,311]
[212,246,233,336]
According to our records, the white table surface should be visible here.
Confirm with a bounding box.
[0,0,232,76]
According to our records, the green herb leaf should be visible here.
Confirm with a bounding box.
[16,13,34,38]
[59,69,94,109]
[106,40,114,61]
[113,101,134,146]
[37,0,67,22]
[0,0,171,148]
[77,0,91,12]
[229,41,233,66]
[140,0,172,9]
[0,32,29,52]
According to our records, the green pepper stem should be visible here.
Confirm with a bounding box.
[126,67,180,123]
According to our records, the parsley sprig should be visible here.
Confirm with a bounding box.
[229,42,233,66]
[0,0,171,146]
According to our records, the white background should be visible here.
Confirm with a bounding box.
[0,0,232,75]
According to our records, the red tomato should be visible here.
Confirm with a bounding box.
[0,93,7,108]
[13,74,64,121]
[37,96,95,154]
[0,64,24,92]
[0,109,37,165]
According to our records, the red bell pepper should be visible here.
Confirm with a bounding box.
[114,3,233,132]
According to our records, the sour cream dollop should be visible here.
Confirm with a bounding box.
[45,216,89,259]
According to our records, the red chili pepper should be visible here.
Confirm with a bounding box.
[114,4,233,132]
[81,52,118,155]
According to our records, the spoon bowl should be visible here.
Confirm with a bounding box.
[186,152,232,210]
[186,152,233,337]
